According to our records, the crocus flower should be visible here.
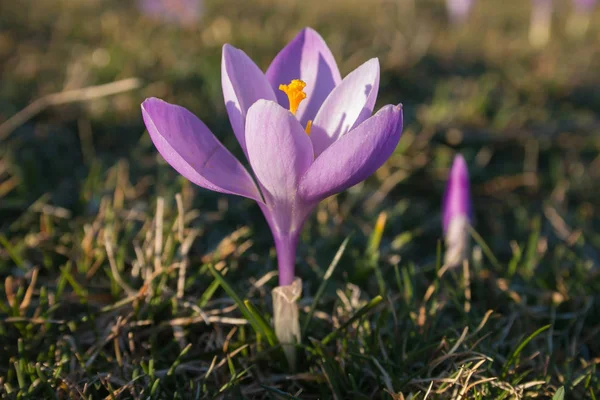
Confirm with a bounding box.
[568,0,596,37]
[529,0,553,48]
[137,0,203,26]
[141,28,403,359]
[573,0,596,12]
[446,0,474,24]
[442,155,472,267]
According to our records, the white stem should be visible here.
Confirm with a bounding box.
[272,277,302,369]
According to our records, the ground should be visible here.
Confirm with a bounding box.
[0,0,599,398]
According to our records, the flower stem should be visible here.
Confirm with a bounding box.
[273,231,300,286]
[272,277,302,370]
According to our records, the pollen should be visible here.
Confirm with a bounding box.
[279,79,307,115]
[305,120,312,135]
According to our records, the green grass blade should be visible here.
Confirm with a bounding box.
[198,277,220,308]
[468,226,502,271]
[0,234,25,268]
[552,387,565,400]
[402,265,413,302]
[208,264,272,345]
[167,343,192,376]
[319,350,345,399]
[501,324,551,379]
[367,212,386,255]
[321,295,383,346]
[367,213,387,295]
[218,366,251,394]
[507,241,522,277]
[260,385,301,400]
[244,299,277,346]
[436,239,442,272]
[522,216,541,277]
[60,262,88,298]
[302,235,351,335]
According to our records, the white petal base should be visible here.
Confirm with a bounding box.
[444,215,470,268]
[272,277,302,369]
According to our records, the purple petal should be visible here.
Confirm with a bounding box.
[532,0,553,12]
[446,0,473,23]
[266,28,342,126]
[246,100,314,231]
[298,104,402,203]
[310,58,380,157]
[442,154,472,233]
[222,44,277,156]
[141,97,262,202]
[137,0,203,25]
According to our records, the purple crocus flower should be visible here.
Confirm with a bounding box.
[137,0,203,26]
[442,154,472,267]
[568,0,596,36]
[446,0,474,24]
[141,28,403,287]
[573,0,596,12]
[530,0,553,47]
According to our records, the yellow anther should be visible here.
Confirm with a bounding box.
[305,120,312,135]
[279,79,307,115]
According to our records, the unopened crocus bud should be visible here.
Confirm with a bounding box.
[568,0,596,37]
[573,0,596,11]
[446,0,474,24]
[137,0,203,26]
[442,155,472,267]
[529,0,553,48]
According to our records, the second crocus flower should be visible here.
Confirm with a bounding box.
[137,0,203,26]
[442,154,472,267]
[568,0,597,37]
[529,0,553,47]
[446,0,474,24]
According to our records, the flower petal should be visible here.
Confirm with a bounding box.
[266,28,342,126]
[442,154,472,233]
[142,97,262,202]
[298,104,402,203]
[310,58,380,157]
[246,100,314,231]
[222,44,276,156]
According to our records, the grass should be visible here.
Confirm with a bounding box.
[1,0,599,398]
